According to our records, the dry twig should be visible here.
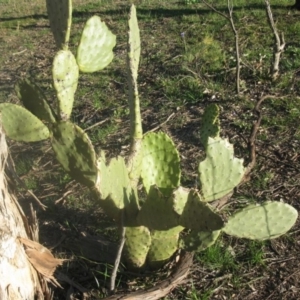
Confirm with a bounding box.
[264,0,285,80]
[201,0,241,94]
[110,210,126,293]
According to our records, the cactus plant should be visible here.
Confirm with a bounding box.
[77,16,116,73]
[200,103,220,148]
[15,79,56,123]
[0,103,50,142]
[223,201,298,240]
[141,132,181,196]
[46,0,72,50]
[198,137,245,202]
[2,2,297,274]
[51,121,97,187]
[52,50,79,121]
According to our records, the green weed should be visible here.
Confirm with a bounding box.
[196,240,237,272]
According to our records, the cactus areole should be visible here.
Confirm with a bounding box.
[1,3,296,272]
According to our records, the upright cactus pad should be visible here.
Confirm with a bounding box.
[223,201,298,240]
[53,50,79,121]
[126,4,143,186]
[137,186,179,230]
[15,79,56,123]
[0,103,50,142]
[199,137,245,202]
[46,0,72,50]
[128,4,140,81]
[77,16,116,73]
[123,226,151,270]
[180,230,221,252]
[179,190,224,231]
[200,103,220,148]
[141,132,181,196]
[51,121,97,186]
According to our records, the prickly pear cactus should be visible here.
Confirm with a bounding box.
[123,226,151,269]
[141,132,181,196]
[0,103,50,142]
[51,121,97,187]
[15,79,56,123]
[46,0,72,50]
[77,16,116,73]
[180,230,221,252]
[126,4,143,187]
[52,50,79,120]
[223,201,298,240]
[179,190,224,231]
[147,227,183,269]
[4,2,297,274]
[94,152,139,223]
[137,186,179,230]
[198,137,245,202]
[200,103,220,148]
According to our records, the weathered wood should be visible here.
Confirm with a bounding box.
[0,123,46,299]
[104,252,194,300]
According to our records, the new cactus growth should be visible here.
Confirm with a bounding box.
[3,2,297,273]
[200,103,220,148]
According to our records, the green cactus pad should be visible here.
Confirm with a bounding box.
[46,0,72,50]
[51,121,97,186]
[76,16,116,73]
[53,50,79,120]
[179,190,224,231]
[0,103,50,142]
[172,186,189,215]
[223,201,298,240]
[95,154,130,208]
[147,228,182,269]
[137,186,180,230]
[200,104,220,148]
[199,137,245,202]
[180,230,221,252]
[95,153,139,223]
[141,132,180,196]
[127,3,143,169]
[123,226,151,269]
[128,4,140,81]
[15,78,56,123]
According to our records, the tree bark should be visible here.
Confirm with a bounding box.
[0,124,46,299]
[292,0,300,9]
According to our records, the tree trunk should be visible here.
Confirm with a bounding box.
[292,0,300,9]
[0,124,47,299]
